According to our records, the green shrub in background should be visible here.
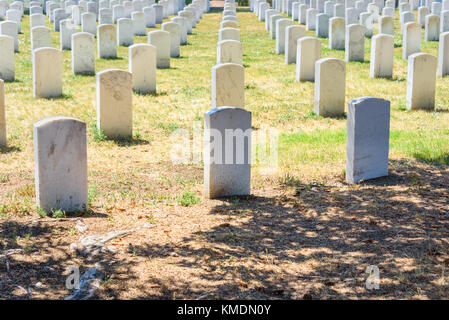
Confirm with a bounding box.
[237,0,249,5]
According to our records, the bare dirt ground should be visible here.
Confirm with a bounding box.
[1,159,448,299]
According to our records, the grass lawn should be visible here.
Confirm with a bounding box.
[0,7,448,299]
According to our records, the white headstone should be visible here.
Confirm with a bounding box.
[72,32,95,75]
[148,30,171,68]
[33,47,62,98]
[31,26,52,51]
[117,18,133,46]
[403,22,421,59]
[34,117,88,213]
[345,24,365,62]
[276,18,293,54]
[97,24,117,58]
[406,52,437,110]
[132,11,146,36]
[162,21,181,57]
[285,25,305,64]
[204,107,251,199]
[129,43,157,94]
[96,69,133,138]
[0,21,19,52]
[346,97,390,184]
[82,12,96,36]
[370,34,394,78]
[314,57,346,116]
[296,36,321,81]
[211,63,245,109]
[329,17,345,50]
[438,31,449,76]
[217,39,243,65]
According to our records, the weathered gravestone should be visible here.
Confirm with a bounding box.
[370,34,394,78]
[403,22,421,59]
[72,32,95,75]
[316,13,330,38]
[217,40,243,65]
[329,17,345,50]
[296,36,321,81]
[438,31,449,76]
[113,4,125,23]
[53,8,66,32]
[219,27,240,41]
[132,11,146,36]
[162,22,181,57]
[221,20,238,29]
[0,21,19,52]
[34,117,88,213]
[211,63,244,109]
[60,19,77,50]
[31,26,51,52]
[152,4,163,24]
[285,25,305,64]
[425,14,440,41]
[129,43,157,94]
[346,97,390,184]
[276,18,293,54]
[117,18,133,46]
[99,8,113,25]
[306,8,318,30]
[379,15,394,35]
[33,48,62,98]
[0,35,14,81]
[441,10,449,33]
[97,24,117,58]
[270,14,284,38]
[204,107,251,199]
[96,69,133,138]
[314,57,346,117]
[30,13,46,28]
[406,53,437,110]
[143,6,156,28]
[345,24,365,62]
[82,12,96,36]
[148,30,171,68]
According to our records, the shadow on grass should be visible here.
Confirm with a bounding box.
[236,8,251,12]
[0,145,21,154]
[0,219,137,299]
[139,90,169,97]
[99,56,124,61]
[126,159,449,299]
[2,78,23,84]
[110,136,150,147]
[42,93,73,100]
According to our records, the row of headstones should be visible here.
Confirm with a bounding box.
[0,0,209,96]
[217,2,243,65]
[23,93,392,212]
[0,0,209,149]
[252,2,440,111]
[212,1,245,110]
[252,0,449,41]
[0,0,206,52]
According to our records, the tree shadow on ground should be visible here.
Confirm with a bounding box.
[0,145,21,154]
[110,137,150,147]
[0,220,138,299]
[128,159,449,299]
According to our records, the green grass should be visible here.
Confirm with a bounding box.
[0,8,448,213]
[177,191,201,206]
